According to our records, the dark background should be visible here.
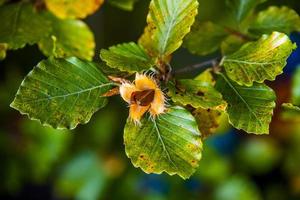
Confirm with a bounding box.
[1,0,300,199]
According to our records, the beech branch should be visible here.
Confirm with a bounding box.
[174,56,221,75]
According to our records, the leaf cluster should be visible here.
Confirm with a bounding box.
[0,0,140,60]
[3,0,300,179]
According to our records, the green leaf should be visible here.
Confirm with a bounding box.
[100,42,154,73]
[292,67,300,105]
[98,62,129,77]
[168,80,226,110]
[0,43,7,60]
[139,0,199,59]
[45,0,104,19]
[281,103,300,120]
[195,69,216,85]
[249,6,300,36]
[184,21,228,56]
[0,3,52,49]
[124,106,202,179]
[39,14,95,61]
[222,32,296,86]
[216,73,276,134]
[192,108,223,139]
[226,0,266,23]
[107,0,139,11]
[10,57,113,129]
[221,35,245,55]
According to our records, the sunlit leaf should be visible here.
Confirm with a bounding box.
[0,43,7,60]
[139,0,199,59]
[192,108,223,139]
[124,106,202,179]
[292,67,300,105]
[168,80,226,110]
[11,57,113,129]
[184,21,228,56]
[249,6,300,36]
[107,0,139,11]
[170,70,225,138]
[194,69,216,85]
[226,0,266,24]
[39,14,95,60]
[100,42,154,73]
[216,73,276,134]
[0,3,51,49]
[222,32,296,86]
[45,0,104,19]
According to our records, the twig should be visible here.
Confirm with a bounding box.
[174,57,221,75]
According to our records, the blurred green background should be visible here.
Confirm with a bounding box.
[1,0,300,199]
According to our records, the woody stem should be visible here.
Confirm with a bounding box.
[174,56,222,75]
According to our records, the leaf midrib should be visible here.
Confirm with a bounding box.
[158,1,180,55]
[221,74,263,127]
[20,82,114,103]
[224,58,281,65]
[153,118,178,170]
[11,3,22,41]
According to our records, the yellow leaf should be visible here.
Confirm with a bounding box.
[192,108,222,139]
[45,0,104,19]
[139,0,199,59]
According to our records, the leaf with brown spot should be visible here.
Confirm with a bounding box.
[215,73,276,134]
[222,32,296,86]
[195,69,216,86]
[139,0,199,59]
[192,108,223,139]
[168,80,226,110]
[124,106,202,179]
[11,57,113,129]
